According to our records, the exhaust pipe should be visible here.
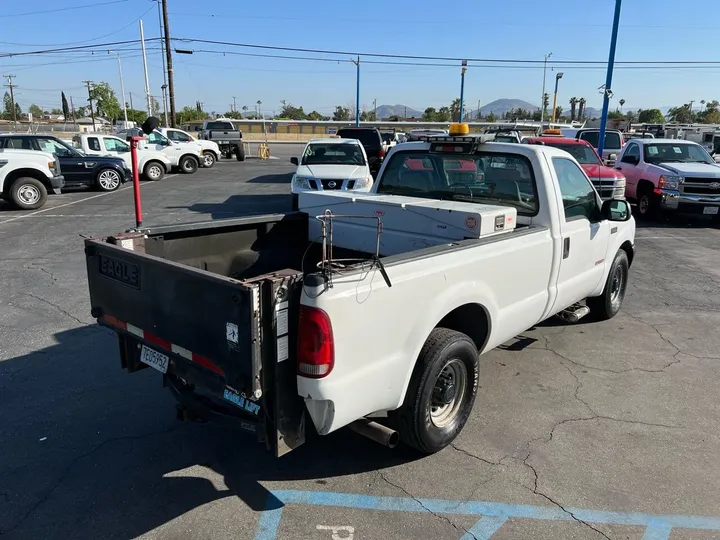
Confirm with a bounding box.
[349,418,399,448]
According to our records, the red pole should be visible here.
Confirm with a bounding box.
[130,136,143,228]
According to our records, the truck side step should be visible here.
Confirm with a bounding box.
[557,304,591,323]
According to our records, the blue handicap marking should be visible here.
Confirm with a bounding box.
[254,489,720,540]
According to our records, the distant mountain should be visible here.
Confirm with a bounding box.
[473,99,539,117]
[375,104,423,119]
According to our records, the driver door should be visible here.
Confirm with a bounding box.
[614,142,641,199]
[550,157,611,314]
[36,136,88,185]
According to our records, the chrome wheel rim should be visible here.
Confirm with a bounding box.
[18,184,40,205]
[203,153,214,167]
[147,164,162,179]
[610,264,625,308]
[99,170,120,190]
[430,358,467,428]
[639,195,649,214]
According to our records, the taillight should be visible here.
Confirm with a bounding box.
[379,148,385,159]
[297,305,334,378]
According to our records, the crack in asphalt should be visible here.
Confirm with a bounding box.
[25,263,60,285]
[0,423,189,536]
[449,443,505,467]
[377,471,477,540]
[22,293,90,327]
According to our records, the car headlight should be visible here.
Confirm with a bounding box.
[658,175,681,191]
[293,175,312,189]
[351,177,373,189]
[615,177,626,189]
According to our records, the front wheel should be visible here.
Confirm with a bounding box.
[96,168,122,192]
[143,161,165,181]
[202,151,216,168]
[179,155,199,174]
[9,177,48,210]
[587,250,629,321]
[390,328,479,454]
[636,188,662,221]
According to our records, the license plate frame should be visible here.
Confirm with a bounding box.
[703,206,719,215]
[140,345,169,374]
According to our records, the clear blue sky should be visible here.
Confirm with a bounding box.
[1,0,717,116]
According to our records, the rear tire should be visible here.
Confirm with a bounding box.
[143,160,165,181]
[9,177,48,210]
[390,328,479,454]
[236,144,246,162]
[202,151,216,168]
[95,168,122,192]
[179,155,199,174]
[587,250,629,321]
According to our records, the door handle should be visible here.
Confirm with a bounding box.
[563,237,570,259]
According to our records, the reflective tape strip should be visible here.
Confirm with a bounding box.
[171,343,193,360]
[126,323,144,338]
[191,353,224,376]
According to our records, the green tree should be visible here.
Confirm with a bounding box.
[223,111,243,119]
[667,104,693,123]
[486,112,498,122]
[150,96,161,117]
[388,115,401,122]
[554,106,563,120]
[577,97,586,119]
[637,108,665,124]
[436,106,451,122]
[50,108,62,115]
[2,91,12,119]
[569,97,578,121]
[278,102,307,120]
[422,107,437,121]
[176,105,207,124]
[28,104,44,118]
[76,106,87,118]
[332,105,350,121]
[89,82,121,120]
[542,93,550,116]
[306,110,328,121]
[450,98,461,122]
[608,110,625,120]
[125,108,147,124]
[61,92,70,119]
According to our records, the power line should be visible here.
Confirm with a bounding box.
[0,0,130,18]
[0,38,162,58]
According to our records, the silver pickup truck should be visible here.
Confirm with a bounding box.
[199,120,245,161]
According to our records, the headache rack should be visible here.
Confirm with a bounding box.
[414,133,495,154]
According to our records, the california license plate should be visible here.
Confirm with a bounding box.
[140,345,169,374]
[703,206,719,215]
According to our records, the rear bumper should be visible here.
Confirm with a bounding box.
[657,189,720,210]
[50,174,64,194]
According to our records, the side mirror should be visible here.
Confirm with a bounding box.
[290,157,299,165]
[608,153,617,161]
[622,155,639,165]
[601,198,631,222]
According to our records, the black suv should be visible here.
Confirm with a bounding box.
[336,127,385,176]
[0,134,130,192]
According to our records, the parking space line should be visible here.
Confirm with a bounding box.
[254,490,720,540]
[0,175,176,226]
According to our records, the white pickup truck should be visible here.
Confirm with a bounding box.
[73,133,173,181]
[0,148,64,210]
[117,128,204,174]
[84,124,635,457]
[157,127,221,168]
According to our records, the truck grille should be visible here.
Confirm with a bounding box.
[316,179,344,190]
[591,178,617,199]
[682,177,720,195]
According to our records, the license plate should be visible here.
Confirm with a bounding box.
[703,206,719,215]
[140,345,169,374]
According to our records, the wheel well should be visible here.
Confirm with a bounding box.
[620,240,635,267]
[203,149,218,157]
[436,303,491,352]
[4,168,51,190]
[637,179,654,196]
[181,153,199,162]
[144,159,165,171]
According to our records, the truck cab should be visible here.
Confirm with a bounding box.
[73,133,173,182]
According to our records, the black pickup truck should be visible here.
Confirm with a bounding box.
[0,134,130,191]
[199,120,245,161]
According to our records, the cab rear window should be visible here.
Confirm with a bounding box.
[579,131,622,150]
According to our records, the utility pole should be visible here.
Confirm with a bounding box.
[3,74,17,123]
[128,92,134,111]
[139,20,152,116]
[161,0,177,127]
[373,98,377,120]
[69,95,77,123]
[540,52,552,126]
[233,96,237,113]
[459,60,468,123]
[351,56,360,127]
[157,0,169,127]
[597,0,623,159]
[83,80,95,130]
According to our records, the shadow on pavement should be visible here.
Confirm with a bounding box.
[167,193,292,220]
[0,326,418,539]
[247,173,294,184]
[632,207,720,229]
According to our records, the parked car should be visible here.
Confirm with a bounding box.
[0,134,129,192]
[289,138,373,210]
[198,119,245,162]
[73,133,172,181]
[336,127,385,176]
[83,123,635,457]
[118,128,203,174]
[406,129,448,142]
[622,131,655,142]
[575,128,624,166]
[157,127,220,168]
[615,138,720,221]
[0,148,64,210]
[522,136,626,200]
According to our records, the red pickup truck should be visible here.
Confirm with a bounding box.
[522,136,626,200]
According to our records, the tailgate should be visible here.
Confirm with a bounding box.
[84,238,262,398]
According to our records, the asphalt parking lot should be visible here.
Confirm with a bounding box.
[1,143,720,540]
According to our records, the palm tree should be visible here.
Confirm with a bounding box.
[578,97,587,119]
[569,97,578,121]
[619,98,626,113]
[242,105,248,118]
[701,99,706,111]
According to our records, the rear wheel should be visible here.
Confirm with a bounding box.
[202,151,216,168]
[390,328,479,454]
[236,144,246,162]
[9,177,48,210]
[143,161,165,181]
[179,155,199,174]
[96,168,122,192]
[587,250,629,320]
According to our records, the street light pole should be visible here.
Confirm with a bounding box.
[109,51,128,123]
[597,0,623,159]
[459,60,468,123]
[540,52,552,125]
[351,56,360,126]
[551,72,564,124]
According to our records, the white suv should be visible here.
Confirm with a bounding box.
[290,138,373,210]
[0,149,64,209]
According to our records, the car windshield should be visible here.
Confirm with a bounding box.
[301,143,366,165]
[376,150,538,216]
[545,143,601,165]
[643,143,714,164]
[37,138,80,157]
[579,131,622,150]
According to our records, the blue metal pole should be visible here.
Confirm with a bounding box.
[597,0,622,158]
[459,67,466,123]
[355,56,360,127]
